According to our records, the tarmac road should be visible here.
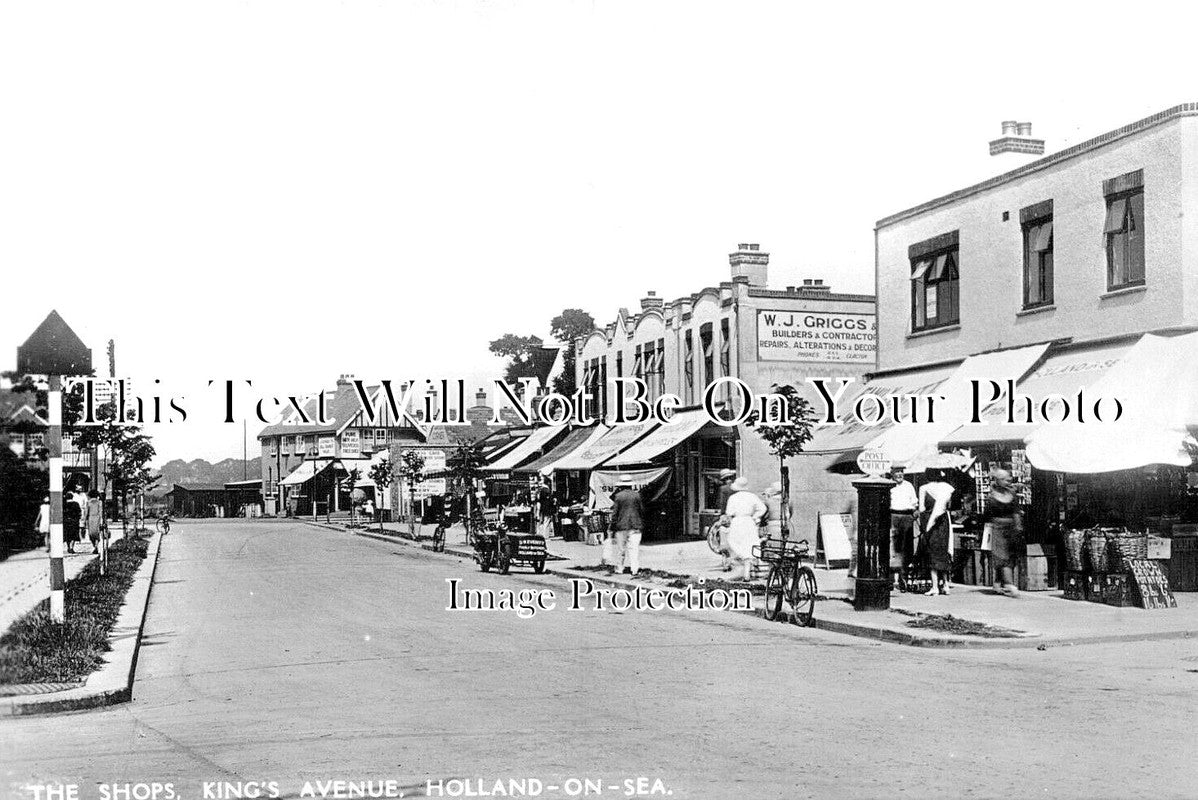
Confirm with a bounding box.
[2,519,1197,800]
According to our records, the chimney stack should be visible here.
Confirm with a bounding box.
[639,290,665,313]
[989,120,1045,157]
[800,278,831,294]
[729,242,769,287]
[475,387,487,407]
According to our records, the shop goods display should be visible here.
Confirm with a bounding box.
[1062,570,1086,601]
[1086,529,1112,573]
[1064,529,1088,572]
[1106,531,1148,572]
[1100,573,1134,607]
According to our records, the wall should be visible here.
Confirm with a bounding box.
[876,114,1196,373]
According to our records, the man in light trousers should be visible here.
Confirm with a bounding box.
[607,474,645,577]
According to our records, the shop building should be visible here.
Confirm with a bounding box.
[574,243,876,540]
[813,105,1198,593]
[257,375,426,516]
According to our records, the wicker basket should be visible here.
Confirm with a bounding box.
[1107,531,1147,572]
[1064,529,1087,572]
[1086,529,1111,573]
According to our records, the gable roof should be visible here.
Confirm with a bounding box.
[257,382,427,441]
[16,310,93,376]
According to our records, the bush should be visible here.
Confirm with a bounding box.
[0,536,148,684]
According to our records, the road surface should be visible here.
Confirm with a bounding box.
[2,519,1196,799]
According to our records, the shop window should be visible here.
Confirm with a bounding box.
[1022,215,1054,308]
[1105,188,1145,290]
[684,330,695,405]
[699,436,736,512]
[910,249,959,331]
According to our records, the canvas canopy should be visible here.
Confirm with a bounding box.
[548,421,655,471]
[486,425,567,471]
[940,341,1131,446]
[603,409,712,467]
[1025,333,1198,473]
[861,343,1049,468]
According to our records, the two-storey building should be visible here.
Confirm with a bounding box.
[571,244,876,540]
[831,104,1198,583]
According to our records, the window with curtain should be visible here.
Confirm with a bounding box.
[1022,217,1054,308]
[910,249,959,331]
[1105,190,1145,289]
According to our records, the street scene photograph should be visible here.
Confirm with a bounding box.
[2,2,1198,798]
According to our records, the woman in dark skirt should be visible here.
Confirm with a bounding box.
[918,468,955,596]
[62,495,82,554]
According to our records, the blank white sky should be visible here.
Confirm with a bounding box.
[1,0,1195,464]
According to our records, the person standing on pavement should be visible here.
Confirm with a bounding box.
[725,478,767,580]
[35,497,50,551]
[918,469,955,596]
[608,474,645,577]
[889,465,918,590]
[715,468,737,570]
[986,469,1021,597]
[536,476,555,538]
[83,491,106,555]
[63,494,81,554]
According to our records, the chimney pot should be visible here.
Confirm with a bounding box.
[1017,122,1033,137]
[729,242,769,286]
[1002,120,1018,135]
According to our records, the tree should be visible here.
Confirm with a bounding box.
[368,457,393,533]
[393,450,427,538]
[488,334,545,385]
[549,308,596,397]
[745,384,816,538]
[342,466,362,526]
[67,393,158,531]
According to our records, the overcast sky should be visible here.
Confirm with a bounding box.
[2,0,1195,465]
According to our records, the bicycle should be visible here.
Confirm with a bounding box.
[754,536,818,627]
[155,514,173,535]
[706,518,726,554]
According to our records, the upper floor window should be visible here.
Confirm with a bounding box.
[1021,200,1054,309]
[700,323,715,389]
[683,330,695,404]
[719,319,731,377]
[1104,170,1145,290]
[909,234,960,332]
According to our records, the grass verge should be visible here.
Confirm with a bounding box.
[0,537,149,685]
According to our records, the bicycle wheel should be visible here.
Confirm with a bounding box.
[763,564,789,622]
[706,522,722,554]
[789,565,818,627]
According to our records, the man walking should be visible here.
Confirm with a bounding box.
[608,474,645,577]
[889,465,918,590]
[716,468,736,570]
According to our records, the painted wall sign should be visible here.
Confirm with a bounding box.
[757,310,876,364]
[318,436,336,457]
[341,429,361,457]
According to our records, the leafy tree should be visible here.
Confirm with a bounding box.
[393,450,427,538]
[68,396,158,530]
[368,457,393,532]
[0,447,45,552]
[549,308,596,397]
[488,334,545,385]
[745,384,816,538]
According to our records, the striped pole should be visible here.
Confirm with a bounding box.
[47,375,65,623]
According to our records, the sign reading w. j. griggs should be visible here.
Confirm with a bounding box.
[63,372,1126,431]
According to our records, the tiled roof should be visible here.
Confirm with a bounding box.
[257,383,425,441]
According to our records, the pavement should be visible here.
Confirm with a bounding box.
[3,518,1197,799]
[0,528,129,636]
[336,519,1198,648]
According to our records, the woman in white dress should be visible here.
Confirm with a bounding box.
[725,477,767,580]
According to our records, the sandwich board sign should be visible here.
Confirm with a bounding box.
[816,512,854,567]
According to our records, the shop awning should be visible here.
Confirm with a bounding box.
[485,425,568,471]
[940,341,1132,446]
[515,426,600,475]
[482,436,526,465]
[549,421,656,471]
[1026,333,1198,473]
[538,424,612,472]
[280,460,321,486]
[863,343,1049,468]
[603,408,712,467]
[801,363,959,457]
